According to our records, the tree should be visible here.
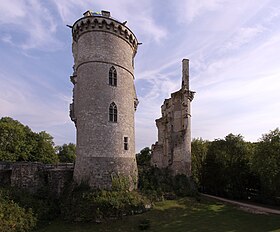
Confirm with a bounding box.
[191,138,209,187]
[31,131,58,164]
[0,117,59,164]
[136,147,151,167]
[252,128,280,197]
[56,143,76,163]
[200,134,254,198]
[200,139,226,195]
[0,117,34,161]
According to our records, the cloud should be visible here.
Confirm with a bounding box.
[0,1,26,22]
[1,34,13,45]
[0,57,74,145]
[0,0,61,50]
[51,0,168,44]
[191,30,280,142]
[170,0,226,23]
[223,26,264,50]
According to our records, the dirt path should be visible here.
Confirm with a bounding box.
[201,193,280,215]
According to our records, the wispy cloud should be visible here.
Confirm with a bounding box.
[170,0,227,23]
[223,26,264,50]
[51,0,168,44]
[0,70,74,144]
[0,0,61,50]
[1,34,13,45]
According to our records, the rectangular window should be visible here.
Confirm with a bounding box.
[124,137,128,150]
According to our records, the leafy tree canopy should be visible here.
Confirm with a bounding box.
[136,147,151,167]
[0,117,66,164]
[56,143,76,163]
[252,128,280,196]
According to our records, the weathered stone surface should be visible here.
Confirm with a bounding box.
[74,157,138,190]
[151,59,195,176]
[0,162,73,198]
[10,162,44,194]
[70,11,138,189]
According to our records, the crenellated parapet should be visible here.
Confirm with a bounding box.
[72,11,138,56]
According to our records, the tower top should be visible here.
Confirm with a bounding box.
[72,10,138,55]
[83,10,111,18]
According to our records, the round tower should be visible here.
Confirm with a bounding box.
[69,10,139,190]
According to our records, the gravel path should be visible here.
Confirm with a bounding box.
[201,193,280,215]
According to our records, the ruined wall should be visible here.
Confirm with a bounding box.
[0,162,73,198]
[151,59,195,176]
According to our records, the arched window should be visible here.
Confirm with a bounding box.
[109,102,117,122]
[109,66,117,86]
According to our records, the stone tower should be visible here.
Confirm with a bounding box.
[151,59,195,176]
[69,10,139,189]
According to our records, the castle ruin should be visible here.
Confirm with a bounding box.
[70,10,139,189]
[151,59,195,176]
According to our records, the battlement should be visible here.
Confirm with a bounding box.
[72,10,138,54]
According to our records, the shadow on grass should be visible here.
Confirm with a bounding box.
[37,197,280,232]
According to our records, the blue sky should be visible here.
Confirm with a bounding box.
[1,0,280,152]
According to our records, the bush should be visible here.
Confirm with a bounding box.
[61,184,149,222]
[0,190,36,232]
[10,189,60,222]
[0,187,59,225]
[138,166,197,200]
[173,174,197,197]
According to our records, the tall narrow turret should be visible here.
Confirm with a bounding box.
[182,59,189,89]
[69,10,139,189]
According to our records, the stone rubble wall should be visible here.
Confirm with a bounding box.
[0,161,73,198]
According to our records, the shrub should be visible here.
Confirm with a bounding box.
[0,187,59,224]
[138,166,197,200]
[61,184,149,222]
[173,174,197,197]
[0,190,36,232]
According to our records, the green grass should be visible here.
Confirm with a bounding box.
[36,197,280,232]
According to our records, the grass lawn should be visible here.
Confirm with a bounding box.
[36,197,280,232]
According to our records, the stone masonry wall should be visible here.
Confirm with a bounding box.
[0,161,73,198]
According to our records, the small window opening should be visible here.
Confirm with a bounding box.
[124,137,128,150]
